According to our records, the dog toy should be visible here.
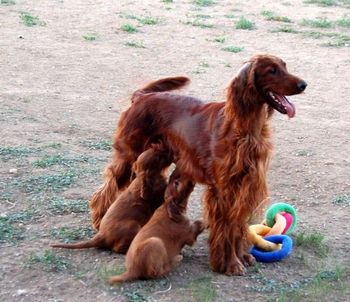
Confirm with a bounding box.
[250,235,293,262]
[249,202,297,262]
[265,202,297,234]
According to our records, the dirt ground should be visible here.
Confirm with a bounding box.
[1,0,350,301]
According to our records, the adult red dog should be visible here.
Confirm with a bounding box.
[90,54,307,275]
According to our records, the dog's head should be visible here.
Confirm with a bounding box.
[165,169,194,222]
[229,54,307,118]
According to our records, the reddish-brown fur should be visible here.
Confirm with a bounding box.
[52,145,172,253]
[90,54,307,275]
[109,171,205,283]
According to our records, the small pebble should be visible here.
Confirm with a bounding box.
[9,168,18,174]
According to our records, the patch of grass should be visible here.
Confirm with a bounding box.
[98,264,125,281]
[271,26,299,33]
[303,0,338,6]
[213,36,225,43]
[137,16,159,25]
[80,139,111,151]
[0,146,35,161]
[5,210,36,223]
[162,0,173,2]
[44,143,62,149]
[121,23,138,33]
[0,217,25,244]
[188,277,217,302]
[19,170,77,193]
[28,250,70,272]
[333,194,350,206]
[51,226,94,243]
[124,292,149,302]
[323,34,350,47]
[301,17,333,28]
[273,266,349,302]
[199,61,210,68]
[82,33,97,41]
[261,10,292,23]
[20,12,45,27]
[221,46,244,53]
[125,41,145,48]
[32,154,96,168]
[47,196,89,214]
[295,231,330,257]
[1,0,16,5]
[183,19,214,28]
[337,15,350,27]
[235,16,255,30]
[193,0,215,6]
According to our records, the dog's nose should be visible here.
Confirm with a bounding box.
[297,80,307,92]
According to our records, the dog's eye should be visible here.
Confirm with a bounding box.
[269,67,277,75]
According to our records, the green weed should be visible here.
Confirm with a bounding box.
[1,0,16,5]
[271,26,299,33]
[20,12,45,27]
[82,33,97,41]
[193,0,215,6]
[337,15,350,27]
[32,154,96,168]
[28,250,70,272]
[19,170,77,193]
[303,0,338,6]
[213,36,225,43]
[162,0,173,2]
[51,226,94,243]
[81,139,111,151]
[121,24,138,33]
[301,17,333,28]
[137,16,159,25]
[222,46,244,53]
[235,16,255,30]
[273,266,349,302]
[323,34,350,47]
[333,194,350,206]
[183,19,214,28]
[188,277,217,302]
[98,264,125,281]
[47,196,89,215]
[295,231,330,257]
[125,41,146,48]
[0,217,25,244]
[261,10,292,23]
[0,146,35,161]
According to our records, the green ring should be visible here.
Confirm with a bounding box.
[266,203,297,235]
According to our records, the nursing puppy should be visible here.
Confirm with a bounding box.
[109,170,205,283]
[51,145,172,254]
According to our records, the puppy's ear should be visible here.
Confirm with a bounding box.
[166,200,182,223]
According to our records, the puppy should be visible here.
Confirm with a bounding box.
[51,145,172,254]
[109,170,205,283]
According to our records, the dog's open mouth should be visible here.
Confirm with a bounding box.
[267,91,296,118]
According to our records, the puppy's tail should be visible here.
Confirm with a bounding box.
[109,271,137,284]
[50,234,104,250]
[132,76,190,101]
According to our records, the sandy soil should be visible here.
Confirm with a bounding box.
[1,0,349,301]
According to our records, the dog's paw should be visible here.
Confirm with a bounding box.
[225,259,246,276]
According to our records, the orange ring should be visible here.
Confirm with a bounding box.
[266,213,287,236]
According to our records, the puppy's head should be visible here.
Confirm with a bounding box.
[165,169,194,222]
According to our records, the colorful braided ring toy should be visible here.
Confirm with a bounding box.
[250,235,293,263]
[248,225,281,251]
[266,203,297,235]
[266,213,287,236]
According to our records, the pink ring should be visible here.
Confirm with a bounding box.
[281,212,293,234]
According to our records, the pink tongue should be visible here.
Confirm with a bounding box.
[277,95,296,118]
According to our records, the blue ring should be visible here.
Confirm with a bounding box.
[250,235,293,263]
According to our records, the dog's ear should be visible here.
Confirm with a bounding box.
[227,61,258,117]
[166,200,182,223]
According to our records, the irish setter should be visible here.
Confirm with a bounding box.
[109,170,205,283]
[90,54,307,275]
[52,145,171,253]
